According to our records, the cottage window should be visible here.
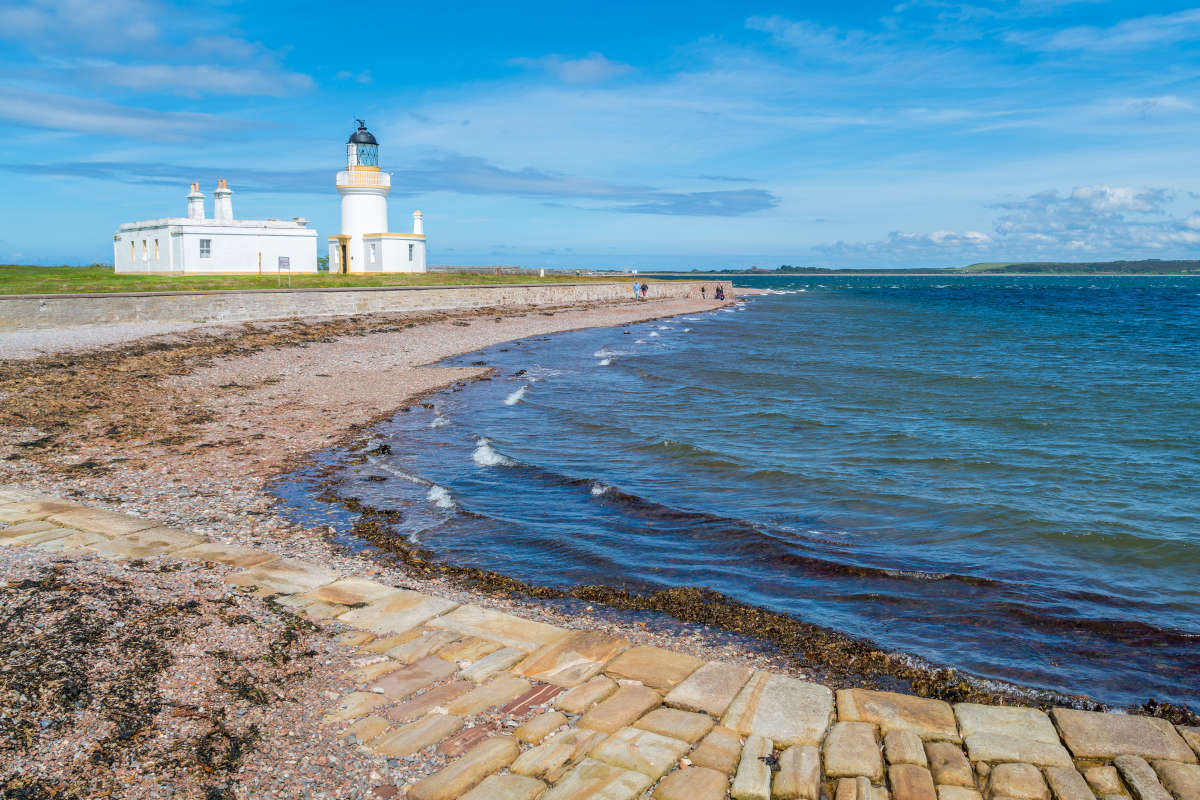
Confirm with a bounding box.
[130,242,135,262]
[408,243,414,260]
[154,239,159,260]
[199,239,212,258]
[142,240,147,260]
[369,242,377,263]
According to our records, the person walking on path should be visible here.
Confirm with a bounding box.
[701,285,707,299]
[640,282,648,298]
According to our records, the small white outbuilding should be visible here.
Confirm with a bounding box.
[113,180,318,274]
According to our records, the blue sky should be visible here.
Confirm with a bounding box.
[3,0,1200,269]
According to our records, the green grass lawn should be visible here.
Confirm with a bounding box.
[0,265,622,295]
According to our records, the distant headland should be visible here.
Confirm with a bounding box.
[653,259,1200,276]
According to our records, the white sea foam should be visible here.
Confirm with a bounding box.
[635,339,648,344]
[426,485,456,509]
[366,456,430,486]
[590,482,613,496]
[430,415,449,428]
[598,358,612,366]
[682,328,692,332]
[593,347,629,358]
[504,385,528,405]
[473,438,514,466]
[648,331,660,337]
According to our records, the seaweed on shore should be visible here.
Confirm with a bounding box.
[0,557,326,798]
[331,496,1198,719]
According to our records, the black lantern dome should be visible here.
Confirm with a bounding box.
[348,119,379,167]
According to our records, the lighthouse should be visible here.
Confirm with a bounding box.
[329,120,427,274]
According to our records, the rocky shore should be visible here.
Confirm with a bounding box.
[1,290,1196,799]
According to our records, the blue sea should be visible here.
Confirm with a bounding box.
[279,275,1200,709]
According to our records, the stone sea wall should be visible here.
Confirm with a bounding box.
[0,281,729,331]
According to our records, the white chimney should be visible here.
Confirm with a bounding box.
[186,181,205,220]
[213,179,234,222]
[413,209,423,235]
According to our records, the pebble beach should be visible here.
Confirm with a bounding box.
[3,289,1197,800]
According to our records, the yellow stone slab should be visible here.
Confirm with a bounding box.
[87,527,207,559]
[371,713,464,757]
[0,527,74,547]
[48,507,160,536]
[438,637,505,663]
[34,530,110,552]
[837,688,959,743]
[226,558,341,595]
[0,520,59,541]
[447,674,532,716]
[408,735,520,800]
[428,604,570,653]
[724,672,833,747]
[337,590,459,636]
[604,645,704,691]
[300,577,401,607]
[541,758,653,800]
[0,500,83,518]
[345,657,406,684]
[323,691,388,724]
[173,542,280,568]
[518,630,629,687]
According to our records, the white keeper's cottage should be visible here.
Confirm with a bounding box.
[113,180,318,274]
[329,121,426,274]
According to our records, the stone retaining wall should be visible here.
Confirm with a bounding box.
[0,281,729,331]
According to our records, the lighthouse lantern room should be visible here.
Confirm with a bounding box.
[330,120,426,273]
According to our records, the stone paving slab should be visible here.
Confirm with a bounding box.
[543,757,654,800]
[653,765,729,800]
[446,674,531,716]
[301,576,401,607]
[460,773,547,800]
[518,630,629,687]
[1,526,75,547]
[724,672,833,747]
[989,762,1048,800]
[1,519,58,538]
[579,684,662,734]
[512,727,609,783]
[226,558,341,595]
[963,732,1073,767]
[323,691,388,724]
[371,656,459,701]
[1177,727,1200,759]
[825,720,885,781]
[664,660,754,717]
[556,676,618,714]
[773,744,822,800]
[173,541,280,568]
[460,647,526,682]
[48,506,161,535]
[437,637,504,663]
[429,604,571,652]
[690,725,744,774]
[34,529,110,552]
[88,526,206,559]
[1082,765,1124,795]
[731,734,773,800]
[370,713,463,757]
[838,689,960,743]
[408,735,520,800]
[1043,766,1098,800]
[0,500,88,518]
[603,645,704,691]
[1052,709,1197,763]
[955,704,1060,744]
[885,730,928,767]
[336,590,458,635]
[515,710,568,744]
[889,763,938,800]
[634,707,714,743]
[383,679,475,724]
[924,741,975,787]
[591,726,690,779]
[1153,760,1200,800]
[1114,756,1173,800]
[384,629,461,665]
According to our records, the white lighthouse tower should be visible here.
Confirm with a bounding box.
[329,120,426,273]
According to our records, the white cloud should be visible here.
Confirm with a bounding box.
[818,185,1200,264]
[73,61,313,96]
[336,69,372,84]
[509,53,633,84]
[1010,8,1200,53]
[0,0,162,50]
[0,86,240,140]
